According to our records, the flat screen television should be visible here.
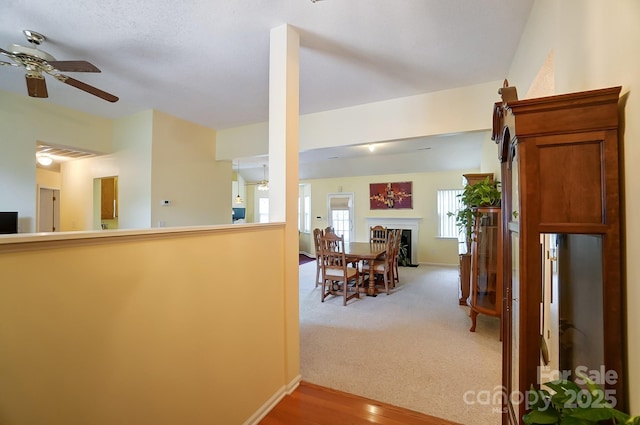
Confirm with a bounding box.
[0,212,18,234]
[232,207,246,220]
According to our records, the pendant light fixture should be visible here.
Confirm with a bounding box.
[234,160,244,204]
[257,164,269,191]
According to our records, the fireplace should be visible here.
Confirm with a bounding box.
[365,217,421,264]
[397,229,413,265]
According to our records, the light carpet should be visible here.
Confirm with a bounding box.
[299,262,502,425]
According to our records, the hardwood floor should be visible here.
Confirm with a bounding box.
[259,381,461,425]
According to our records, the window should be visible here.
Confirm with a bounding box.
[258,197,269,223]
[330,210,351,243]
[303,196,310,232]
[437,189,463,238]
[298,184,311,233]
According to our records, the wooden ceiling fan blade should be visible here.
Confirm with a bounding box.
[61,76,118,103]
[0,47,16,58]
[26,74,48,98]
[48,60,101,73]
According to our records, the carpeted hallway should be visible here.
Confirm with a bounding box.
[299,262,502,425]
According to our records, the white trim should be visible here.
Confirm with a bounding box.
[365,217,421,264]
[243,374,302,425]
[286,374,302,394]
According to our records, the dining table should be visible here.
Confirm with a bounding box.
[344,241,387,296]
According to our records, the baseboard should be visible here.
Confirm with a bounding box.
[286,374,302,394]
[299,251,313,257]
[243,374,302,425]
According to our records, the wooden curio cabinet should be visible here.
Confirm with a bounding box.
[469,206,502,334]
[493,86,625,424]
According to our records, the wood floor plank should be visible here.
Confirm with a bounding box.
[259,381,461,425]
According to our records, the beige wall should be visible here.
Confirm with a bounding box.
[1,96,232,233]
[0,90,112,232]
[508,0,639,413]
[151,110,230,228]
[36,168,62,190]
[302,168,478,265]
[0,226,289,425]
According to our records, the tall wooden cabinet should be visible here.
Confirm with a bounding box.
[493,86,625,424]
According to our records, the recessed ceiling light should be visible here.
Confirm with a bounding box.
[37,154,53,166]
[328,156,339,160]
[417,147,432,151]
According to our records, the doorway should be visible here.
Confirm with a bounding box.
[38,187,60,232]
[94,176,119,230]
[326,192,354,243]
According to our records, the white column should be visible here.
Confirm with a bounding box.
[269,24,299,223]
[269,24,300,386]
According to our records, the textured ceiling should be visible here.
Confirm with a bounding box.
[1,0,534,180]
[0,0,533,129]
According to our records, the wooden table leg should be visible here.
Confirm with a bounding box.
[367,267,377,296]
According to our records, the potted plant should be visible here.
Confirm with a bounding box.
[397,241,410,266]
[523,377,639,425]
[449,177,502,252]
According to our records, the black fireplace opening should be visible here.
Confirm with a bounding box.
[389,228,417,267]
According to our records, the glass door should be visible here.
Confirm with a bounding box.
[504,139,520,425]
[327,193,354,243]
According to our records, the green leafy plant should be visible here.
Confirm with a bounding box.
[448,177,501,250]
[397,241,410,266]
[523,378,639,425]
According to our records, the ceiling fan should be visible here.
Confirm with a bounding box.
[0,29,118,103]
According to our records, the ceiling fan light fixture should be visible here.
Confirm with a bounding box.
[1,29,119,102]
[257,164,269,191]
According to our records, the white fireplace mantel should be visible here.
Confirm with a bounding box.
[365,217,422,264]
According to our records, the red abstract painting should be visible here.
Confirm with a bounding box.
[369,182,413,209]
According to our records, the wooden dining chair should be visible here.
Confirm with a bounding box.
[313,228,323,287]
[391,228,402,286]
[324,226,335,236]
[319,231,361,306]
[360,230,395,295]
[369,225,387,244]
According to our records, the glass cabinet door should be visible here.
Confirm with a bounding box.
[505,140,520,424]
[469,206,502,334]
[473,209,500,311]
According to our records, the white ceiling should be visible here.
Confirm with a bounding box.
[239,130,489,181]
[1,0,534,181]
